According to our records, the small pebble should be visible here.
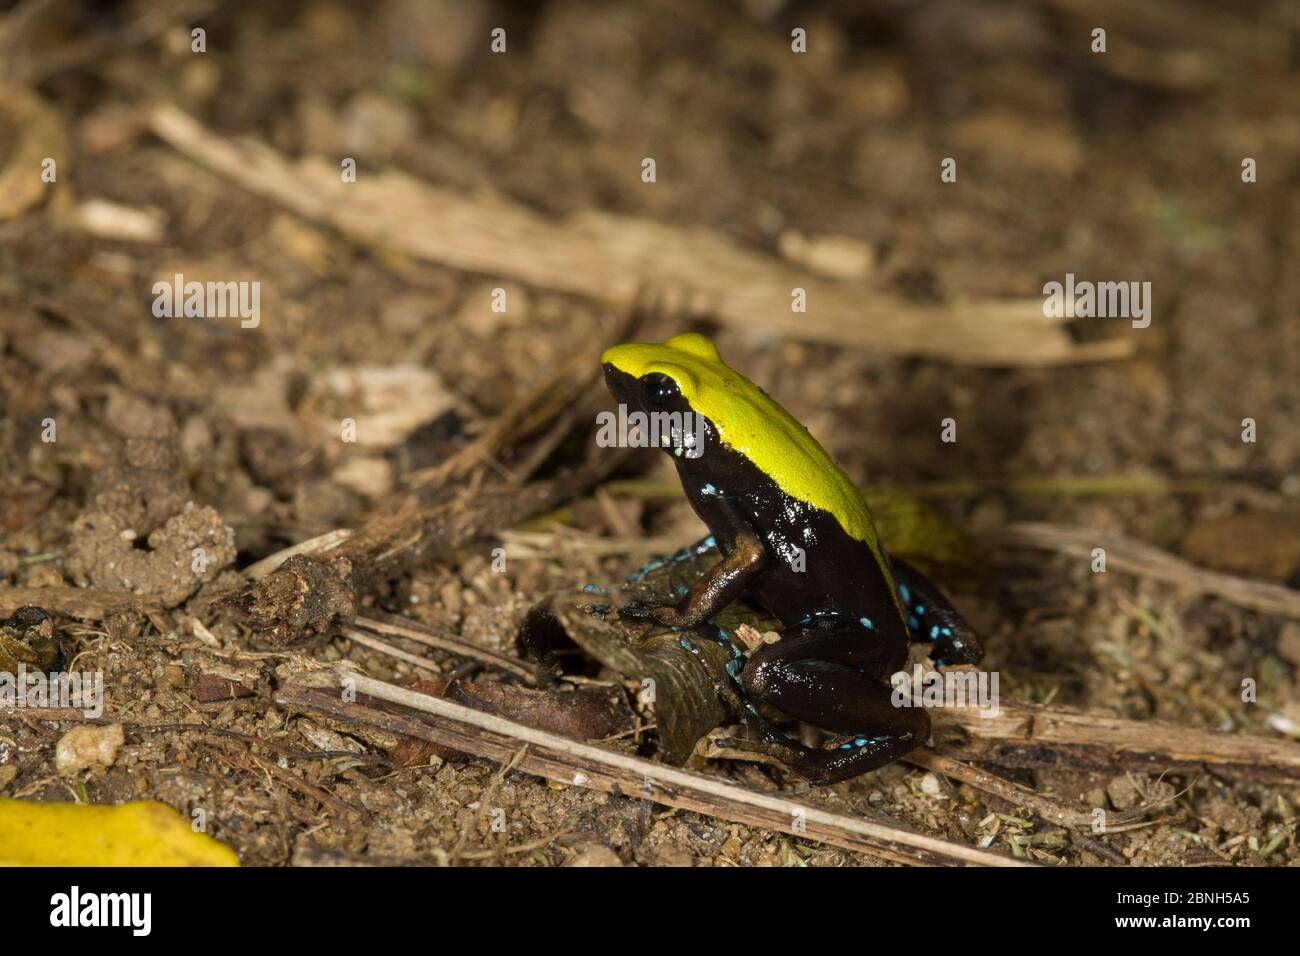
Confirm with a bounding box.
[565,844,623,867]
[55,724,125,775]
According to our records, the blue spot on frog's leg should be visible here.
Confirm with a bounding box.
[904,593,940,643]
[901,583,945,643]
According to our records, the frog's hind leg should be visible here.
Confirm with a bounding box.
[736,626,929,786]
[677,625,795,744]
[889,555,984,666]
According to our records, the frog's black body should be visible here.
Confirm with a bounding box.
[674,420,908,646]
[605,360,983,786]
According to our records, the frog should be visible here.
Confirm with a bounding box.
[602,332,983,785]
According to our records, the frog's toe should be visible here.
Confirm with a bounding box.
[705,730,803,764]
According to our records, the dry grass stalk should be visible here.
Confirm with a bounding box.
[147,103,1130,367]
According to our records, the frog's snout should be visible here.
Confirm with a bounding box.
[602,362,641,408]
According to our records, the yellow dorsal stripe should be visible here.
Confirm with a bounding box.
[603,333,895,588]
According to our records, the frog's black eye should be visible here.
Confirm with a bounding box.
[642,373,679,408]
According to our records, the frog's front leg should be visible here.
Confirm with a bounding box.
[639,529,767,628]
[736,625,929,786]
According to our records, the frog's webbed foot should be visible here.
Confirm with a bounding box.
[889,555,984,666]
[704,726,924,788]
[700,728,805,770]
[780,733,927,787]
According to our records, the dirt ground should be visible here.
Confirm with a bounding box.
[1,0,1299,866]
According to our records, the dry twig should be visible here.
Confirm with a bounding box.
[348,611,539,683]
[231,455,621,644]
[904,748,1146,831]
[987,522,1300,618]
[932,698,1300,785]
[276,670,1028,867]
[147,103,1129,367]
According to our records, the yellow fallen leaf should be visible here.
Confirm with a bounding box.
[0,797,239,866]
